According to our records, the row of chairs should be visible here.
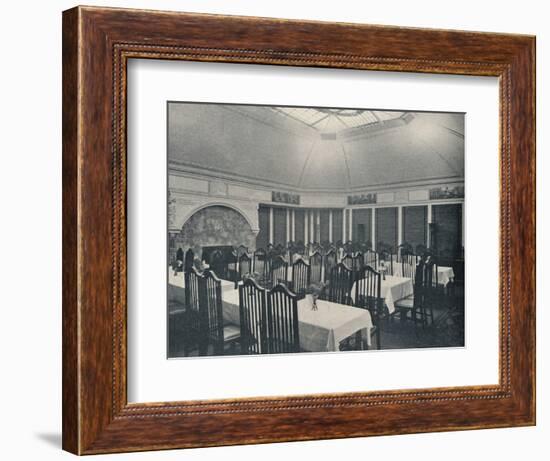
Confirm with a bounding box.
[239,248,377,283]
[180,261,389,355]
[244,261,384,350]
[177,244,423,282]
[176,252,455,355]
[181,268,301,355]
[394,259,442,328]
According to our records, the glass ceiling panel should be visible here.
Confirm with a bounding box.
[272,107,405,132]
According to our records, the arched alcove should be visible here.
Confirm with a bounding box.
[174,205,256,257]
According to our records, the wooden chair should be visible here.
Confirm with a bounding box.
[184,248,194,272]
[358,242,369,255]
[324,249,337,282]
[173,247,184,274]
[200,270,240,355]
[209,249,227,280]
[271,255,288,288]
[291,258,310,299]
[287,242,296,263]
[401,253,420,282]
[351,252,364,272]
[393,260,424,324]
[238,278,267,354]
[236,245,249,257]
[238,252,252,280]
[427,258,440,287]
[420,260,437,327]
[378,251,395,276]
[310,251,323,284]
[343,241,353,255]
[398,242,414,262]
[266,283,300,353]
[394,260,436,328]
[183,267,203,355]
[253,248,269,280]
[415,244,428,258]
[327,263,354,305]
[342,254,354,270]
[235,253,252,288]
[274,243,285,256]
[354,266,383,349]
[364,249,378,269]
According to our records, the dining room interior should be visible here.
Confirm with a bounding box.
[167,101,465,358]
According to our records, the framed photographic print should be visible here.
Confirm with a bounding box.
[62,6,535,455]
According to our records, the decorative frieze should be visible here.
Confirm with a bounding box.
[272,191,300,205]
[429,185,464,200]
[347,193,376,205]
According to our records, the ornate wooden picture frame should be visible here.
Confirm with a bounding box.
[62,6,535,455]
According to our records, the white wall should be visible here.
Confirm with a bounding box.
[170,170,463,231]
[0,1,546,461]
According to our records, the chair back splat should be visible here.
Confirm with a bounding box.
[364,249,378,269]
[238,278,267,354]
[354,265,382,349]
[342,253,353,270]
[266,283,300,353]
[310,251,323,284]
[402,253,421,283]
[327,263,354,305]
[291,258,310,299]
[352,252,364,272]
[324,249,337,282]
[271,255,288,288]
[253,248,271,283]
[183,267,204,354]
[209,249,227,280]
[238,252,252,279]
[199,269,224,355]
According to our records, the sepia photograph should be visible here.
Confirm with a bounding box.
[167,102,465,358]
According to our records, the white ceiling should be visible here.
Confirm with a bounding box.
[168,103,464,192]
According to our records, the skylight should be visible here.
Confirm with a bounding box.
[272,107,406,133]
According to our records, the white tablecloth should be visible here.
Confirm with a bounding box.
[350,275,414,314]
[221,289,373,351]
[435,266,455,286]
[167,270,235,304]
[384,264,454,286]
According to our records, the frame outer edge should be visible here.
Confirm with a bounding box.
[62,6,81,455]
[63,6,536,454]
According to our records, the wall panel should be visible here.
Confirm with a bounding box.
[375,207,398,250]
[332,209,343,243]
[403,205,427,251]
[256,205,270,249]
[352,208,372,246]
[273,207,287,245]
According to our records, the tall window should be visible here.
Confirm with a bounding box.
[403,206,428,252]
[375,207,398,251]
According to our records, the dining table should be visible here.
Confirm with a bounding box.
[350,275,414,314]
[168,269,236,304]
[379,262,455,286]
[221,287,374,351]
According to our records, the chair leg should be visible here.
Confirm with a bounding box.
[355,331,363,350]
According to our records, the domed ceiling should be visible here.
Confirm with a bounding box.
[168,102,464,192]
